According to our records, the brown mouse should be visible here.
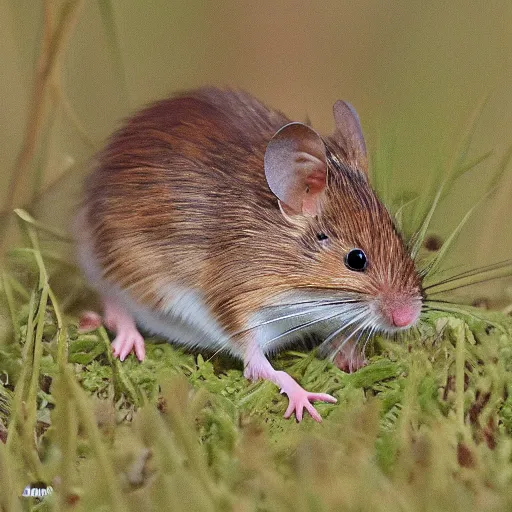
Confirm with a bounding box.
[75,87,422,422]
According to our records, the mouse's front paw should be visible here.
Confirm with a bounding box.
[277,372,337,422]
[281,385,337,422]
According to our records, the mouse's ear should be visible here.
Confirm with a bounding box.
[332,100,368,176]
[264,122,327,217]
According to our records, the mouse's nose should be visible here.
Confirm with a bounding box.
[391,305,420,328]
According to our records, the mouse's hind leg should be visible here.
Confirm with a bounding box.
[105,299,146,361]
[78,310,103,332]
[79,298,146,362]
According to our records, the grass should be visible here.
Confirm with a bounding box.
[0,210,512,511]
[1,3,512,510]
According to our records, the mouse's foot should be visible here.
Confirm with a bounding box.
[78,311,103,332]
[278,373,337,422]
[105,299,146,362]
[323,338,367,373]
[244,344,336,422]
[111,329,145,362]
[334,349,367,373]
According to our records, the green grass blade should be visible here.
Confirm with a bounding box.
[0,442,23,512]
[410,96,491,253]
[410,181,445,259]
[488,142,512,194]
[97,0,130,107]
[14,208,72,242]
[393,194,419,233]
[422,202,479,279]
[448,93,489,181]
[48,287,67,367]
[64,368,129,511]
[1,272,19,343]
[452,149,493,179]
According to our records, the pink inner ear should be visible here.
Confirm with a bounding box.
[305,169,326,194]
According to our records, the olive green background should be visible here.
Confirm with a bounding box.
[1,1,511,300]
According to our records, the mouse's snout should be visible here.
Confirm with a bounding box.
[390,304,421,328]
[376,294,422,331]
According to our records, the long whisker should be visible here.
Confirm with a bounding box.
[237,299,364,336]
[205,299,366,362]
[260,305,367,350]
[360,324,377,362]
[422,258,512,290]
[423,297,468,306]
[336,318,374,366]
[429,258,512,283]
[421,302,503,326]
[322,313,372,361]
[260,296,364,309]
[424,272,512,296]
[348,322,373,370]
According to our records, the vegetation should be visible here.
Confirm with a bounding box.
[1,2,512,510]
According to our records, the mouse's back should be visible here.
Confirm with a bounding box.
[78,89,293,310]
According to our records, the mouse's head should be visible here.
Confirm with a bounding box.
[264,101,422,334]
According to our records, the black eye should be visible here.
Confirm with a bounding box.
[316,233,328,241]
[344,248,367,271]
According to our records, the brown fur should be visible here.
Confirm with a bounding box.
[81,87,421,338]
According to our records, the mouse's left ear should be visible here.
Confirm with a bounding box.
[332,100,368,176]
[264,122,327,217]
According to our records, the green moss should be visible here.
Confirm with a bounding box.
[1,244,512,511]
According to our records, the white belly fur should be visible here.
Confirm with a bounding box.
[75,215,235,356]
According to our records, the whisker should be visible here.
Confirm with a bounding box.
[423,297,466,305]
[261,296,364,309]
[343,320,374,367]
[327,310,370,346]
[425,272,512,296]
[323,313,372,361]
[237,300,363,336]
[205,299,367,362]
[423,258,512,290]
[422,302,502,326]
[360,324,377,362]
[349,322,374,370]
[260,305,367,350]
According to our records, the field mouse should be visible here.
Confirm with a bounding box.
[76,87,422,422]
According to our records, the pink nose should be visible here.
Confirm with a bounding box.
[391,306,419,328]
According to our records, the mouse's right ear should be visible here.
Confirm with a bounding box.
[264,122,327,218]
[332,100,368,176]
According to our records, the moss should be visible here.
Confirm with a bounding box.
[1,238,512,511]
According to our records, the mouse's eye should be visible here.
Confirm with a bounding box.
[344,248,367,272]
[316,233,328,241]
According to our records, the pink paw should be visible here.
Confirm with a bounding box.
[111,329,146,362]
[328,338,367,373]
[78,311,103,333]
[283,387,337,422]
[334,351,367,373]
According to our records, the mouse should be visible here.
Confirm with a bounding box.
[75,87,423,422]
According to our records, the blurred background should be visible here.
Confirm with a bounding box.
[1,0,511,303]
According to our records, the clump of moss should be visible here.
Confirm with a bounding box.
[1,218,512,511]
